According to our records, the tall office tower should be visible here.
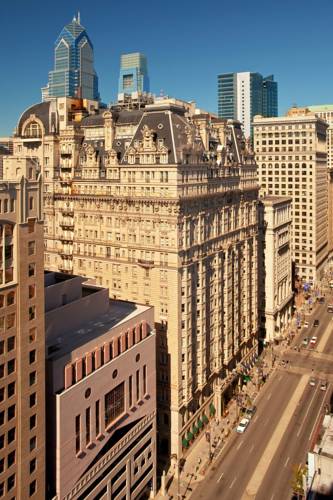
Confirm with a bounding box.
[0,157,45,498]
[42,14,99,101]
[218,72,278,138]
[254,108,329,283]
[14,99,259,461]
[262,75,278,117]
[118,52,149,95]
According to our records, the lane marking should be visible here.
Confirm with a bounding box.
[284,456,290,468]
[309,383,330,442]
[267,392,272,401]
[253,415,258,423]
[229,477,237,489]
[270,494,275,500]
[217,472,224,483]
[297,384,319,437]
[278,375,282,381]
[237,441,243,450]
[249,444,254,453]
[242,375,308,499]
[317,320,333,352]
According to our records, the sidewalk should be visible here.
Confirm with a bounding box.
[156,358,273,499]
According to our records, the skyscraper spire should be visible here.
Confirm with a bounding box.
[42,16,99,101]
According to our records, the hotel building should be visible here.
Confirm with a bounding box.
[11,95,259,460]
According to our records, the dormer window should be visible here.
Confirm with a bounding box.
[25,122,42,139]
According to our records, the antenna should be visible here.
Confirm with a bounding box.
[77,11,81,24]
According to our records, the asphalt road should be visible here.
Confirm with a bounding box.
[191,303,333,500]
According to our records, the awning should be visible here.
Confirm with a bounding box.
[198,418,203,428]
[209,402,216,416]
[202,414,209,424]
[187,431,194,441]
[182,438,189,448]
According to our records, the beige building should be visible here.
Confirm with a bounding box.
[12,97,259,460]
[254,108,329,283]
[45,272,156,499]
[258,196,293,342]
[307,105,333,258]
[0,158,45,498]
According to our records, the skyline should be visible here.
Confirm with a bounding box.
[1,0,333,135]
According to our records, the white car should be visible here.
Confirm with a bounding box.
[310,336,317,346]
[236,418,250,433]
[304,321,309,328]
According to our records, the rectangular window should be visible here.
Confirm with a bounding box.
[75,415,80,454]
[29,306,36,321]
[95,401,100,436]
[104,382,125,428]
[7,450,15,468]
[29,371,36,386]
[29,480,36,496]
[7,405,15,421]
[143,365,147,395]
[7,382,15,398]
[29,285,36,299]
[7,337,15,352]
[7,474,15,491]
[29,350,36,364]
[28,263,36,277]
[28,241,35,256]
[30,458,36,474]
[85,407,90,445]
[6,313,15,329]
[30,414,36,430]
[129,375,133,407]
[7,359,15,375]
[29,328,36,343]
[29,436,36,452]
[29,393,36,408]
[7,427,15,443]
[136,370,140,401]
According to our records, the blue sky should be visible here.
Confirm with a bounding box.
[1,0,333,136]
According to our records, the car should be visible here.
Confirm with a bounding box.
[302,338,309,346]
[318,297,325,304]
[313,319,319,327]
[310,336,317,346]
[320,380,327,391]
[236,418,250,433]
[309,377,316,387]
[241,406,256,419]
[304,321,309,328]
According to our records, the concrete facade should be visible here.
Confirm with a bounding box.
[12,97,259,461]
[307,414,333,497]
[45,273,156,499]
[258,196,293,342]
[0,158,45,498]
[254,108,329,283]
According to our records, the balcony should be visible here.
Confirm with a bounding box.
[59,219,74,229]
[60,208,74,217]
[58,250,73,259]
[59,176,72,186]
[137,259,155,268]
[58,263,73,274]
[60,233,74,242]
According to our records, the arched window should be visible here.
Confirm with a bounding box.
[24,122,42,139]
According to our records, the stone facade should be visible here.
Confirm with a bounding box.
[0,158,45,498]
[258,196,293,342]
[254,108,329,283]
[12,97,259,459]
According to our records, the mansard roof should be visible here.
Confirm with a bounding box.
[17,101,58,136]
[121,105,204,164]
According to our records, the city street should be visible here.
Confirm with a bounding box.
[191,302,333,500]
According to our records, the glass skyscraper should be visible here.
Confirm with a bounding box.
[118,53,149,95]
[217,72,278,138]
[42,14,99,101]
